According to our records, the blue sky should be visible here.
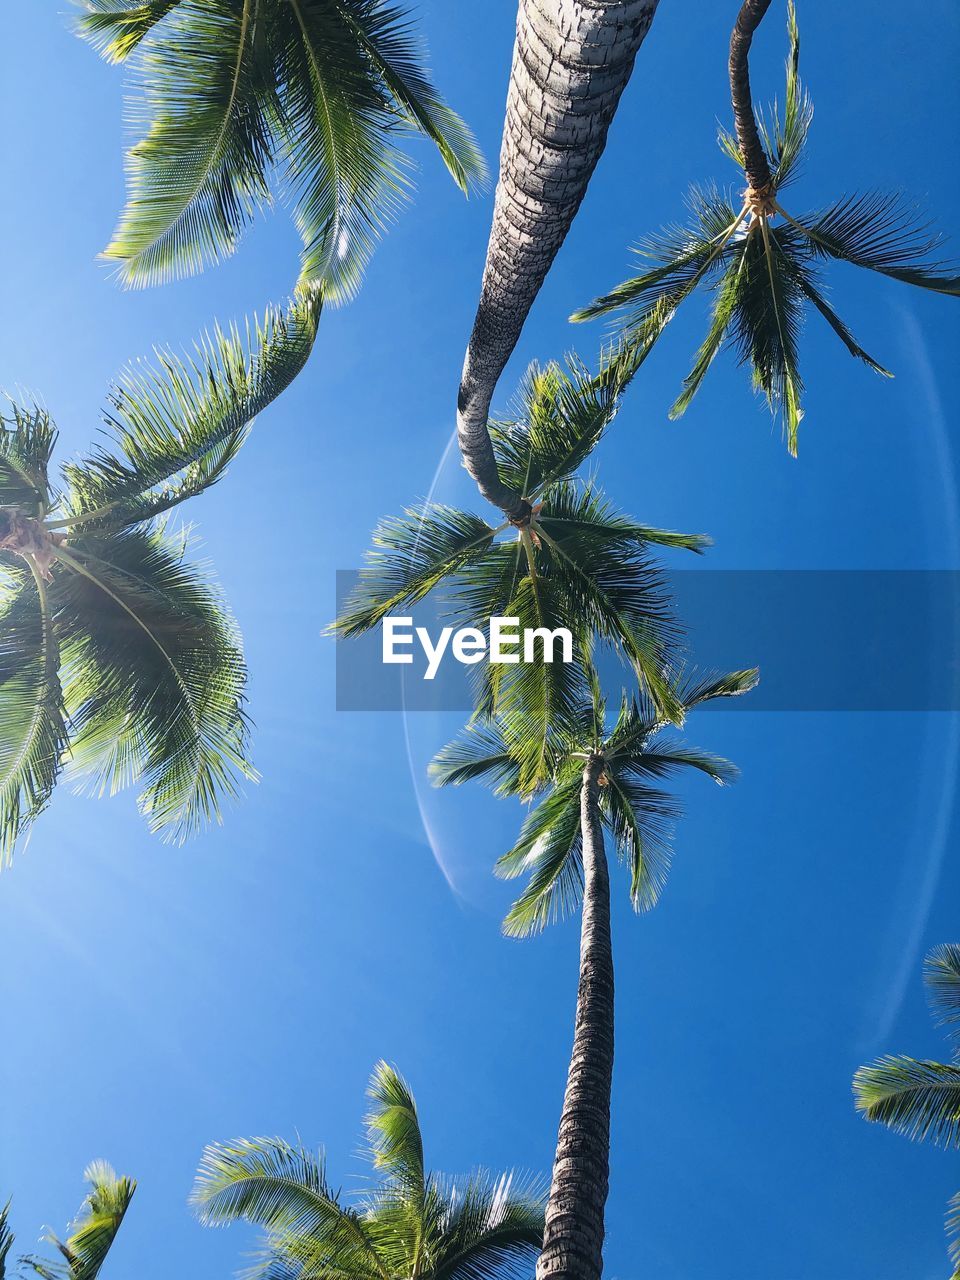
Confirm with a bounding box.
[1,2,959,1277]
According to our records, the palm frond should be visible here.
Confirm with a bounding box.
[788,192,960,295]
[430,1169,545,1280]
[0,1201,13,1280]
[365,1061,425,1198]
[854,1056,960,1148]
[55,528,253,843]
[670,243,747,419]
[496,775,583,937]
[332,505,497,637]
[677,667,760,709]
[602,776,677,912]
[926,944,960,1041]
[336,2,486,196]
[192,1138,384,1274]
[63,294,320,529]
[948,1190,960,1280]
[760,0,812,190]
[429,722,520,797]
[0,404,57,514]
[74,0,181,62]
[60,1161,136,1280]
[0,572,67,867]
[101,0,276,287]
[788,259,892,375]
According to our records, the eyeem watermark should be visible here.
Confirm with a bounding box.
[382,616,573,681]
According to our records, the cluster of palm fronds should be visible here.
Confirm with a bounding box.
[334,345,717,793]
[2,1162,134,1280]
[75,0,485,295]
[0,295,319,860]
[191,1061,545,1280]
[574,2,960,453]
[433,664,755,936]
[855,944,960,1279]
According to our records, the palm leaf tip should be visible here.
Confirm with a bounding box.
[854,1055,960,1148]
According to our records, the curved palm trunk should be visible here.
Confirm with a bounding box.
[729,0,774,193]
[536,757,613,1280]
[457,0,661,518]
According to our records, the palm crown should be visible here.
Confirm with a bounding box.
[854,943,960,1279]
[76,0,486,296]
[573,2,960,455]
[191,1060,545,1280]
[432,666,757,936]
[16,1161,136,1280]
[0,294,319,862]
[333,348,711,794]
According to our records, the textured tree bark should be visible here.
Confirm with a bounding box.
[729,0,775,194]
[536,757,614,1280]
[457,0,661,519]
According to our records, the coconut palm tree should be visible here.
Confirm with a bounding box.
[75,0,485,297]
[18,1161,135,1280]
[333,345,710,793]
[573,1,960,455]
[855,943,960,1280]
[456,1,662,516]
[192,1059,545,1280]
[432,665,756,1280]
[0,293,319,863]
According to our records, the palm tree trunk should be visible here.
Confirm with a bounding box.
[729,0,774,193]
[457,0,661,519]
[536,757,613,1280]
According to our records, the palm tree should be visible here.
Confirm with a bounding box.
[75,0,486,296]
[457,0,662,516]
[19,1161,135,1280]
[333,345,710,793]
[0,293,319,862]
[855,943,960,1280]
[573,1,960,455]
[191,1059,545,1280]
[432,666,757,1280]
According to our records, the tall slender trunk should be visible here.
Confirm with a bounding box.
[729,0,774,194]
[536,757,614,1280]
[457,0,661,518]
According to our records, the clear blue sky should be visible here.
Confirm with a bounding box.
[1,3,959,1277]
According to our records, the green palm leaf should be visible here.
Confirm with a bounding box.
[78,0,484,295]
[0,1201,12,1280]
[429,1170,545,1280]
[63,293,320,530]
[55,528,252,843]
[428,721,521,797]
[365,1061,425,1201]
[23,1162,136,1280]
[0,404,57,514]
[854,1056,960,1148]
[496,775,583,936]
[927,944,960,1041]
[602,775,677,912]
[0,572,67,866]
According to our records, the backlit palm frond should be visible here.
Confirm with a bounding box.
[332,504,497,636]
[676,667,760,710]
[496,775,583,937]
[949,1191,960,1280]
[56,527,252,843]
[58,1161,136,1280]
[63,294,320,530]
[571,188,745,332]
[337,0,486,197]
[492,571,587,797]
[536,484,683,725]
[429,721,520,797]
[0,1200,13,1280]
[101,0,277,287]
[854,1057,960,1148]
[429,1169,545,1280]
[602,775,677,912]
[926,945,960,1042]
[733,220,806,454]
[365,1061,425,1199]
[271,0,411,300]
[191,1138,383,1274]
[0,570,67,867]
[0,404,57,514]
[74,0,182,62]
[787,192,960,295]
[489,348,635,499]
